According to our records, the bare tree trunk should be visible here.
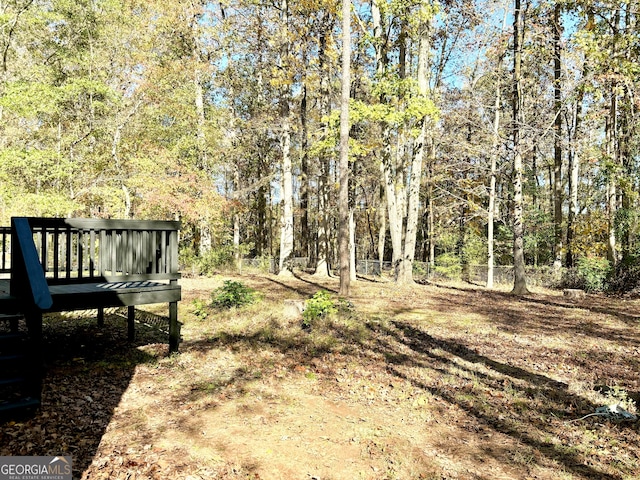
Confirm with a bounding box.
[428,152,435,272]
[112,100,141,219]
[606,7,621,267]
[278,0,294,276]
[195,73,207,170]
[378,185,386,272]
[487,7,507,289]
[279,113,294,275]
[314,16,333,278]
[606,112,617,265]
[122,185,131,219]
[566,64,585,268]
[192,12,215,257]
[620,3,636,261]
[349,208,356,282]
[382,143,403,275]
[488,5,509,288]
[314,161,331,277]
[511,0,530,295]
[338,0,351,296]
[233,166,242,271]
[300,84,310,265]
[552,3,563,271]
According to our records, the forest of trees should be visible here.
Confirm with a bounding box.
[1,0,639,291]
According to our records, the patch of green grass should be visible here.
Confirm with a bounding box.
[191,298,209,320]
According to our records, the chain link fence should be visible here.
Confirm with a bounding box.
[239,256,559,288]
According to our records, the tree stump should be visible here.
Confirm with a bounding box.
[283,299,306,319]
[563,288,586,300]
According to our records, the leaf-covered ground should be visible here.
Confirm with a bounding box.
[2,272,640,479]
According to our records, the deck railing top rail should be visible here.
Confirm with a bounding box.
[0,226,10,274]
[13,217,181,284]
[26,217,181,231]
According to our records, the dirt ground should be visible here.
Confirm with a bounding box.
[2,272,640,479]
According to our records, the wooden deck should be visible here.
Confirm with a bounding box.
[1,217,183,418]
[2,218,182,349]
[48,280,181,310]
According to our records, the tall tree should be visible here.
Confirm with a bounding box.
[487,5,509,289]
[398,2,433,284]
[371,0,437,284]
[277,0,295,276]
[552,1,563,271]
[338,0,351,296]
[313,9,336,278]
[511,0,530,295]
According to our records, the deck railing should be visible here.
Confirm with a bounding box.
[22,218,180,284]
[1,226,10,274]
[3,217,181,353]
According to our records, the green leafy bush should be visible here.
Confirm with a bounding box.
[198,246,236,275]
[412,262,429,278]
[303,290,336,327]
[562,256,610,292]
[433,252,462,280]
[211,280,257,308]
[191,298,209,319]
[179,246,234,276]
[608,255,640,294]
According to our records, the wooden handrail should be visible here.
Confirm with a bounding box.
[23,217,181,284]
[26,217,180,231]
[0,226,10,274]
[10,218,53,310]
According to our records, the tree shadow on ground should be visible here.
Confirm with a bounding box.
[256,272,339,298]
[426,280,640,332]
[405,284,640,396]
[417,282,640,348]
[0,311,170,479]
[178,301,634,479]
[377,321,625,479]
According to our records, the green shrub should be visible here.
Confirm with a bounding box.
[412,262,429,278]
[462,231,487,266]
[433,252,462,280]
[303,290,336,327]
[211,280,257,308]
[562,256,610,292]
[608,255,640,294]
[191,298,209,320]
[198,246,236,275]
[179,246,199,276]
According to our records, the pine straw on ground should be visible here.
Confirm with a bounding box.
[2,272,640,479]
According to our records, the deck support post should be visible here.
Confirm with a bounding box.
[24,310,42,347]
[97,307,104,327]
[127,306,135,341]
[169,301,179,353]
[24,309,44,399]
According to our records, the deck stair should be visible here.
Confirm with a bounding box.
[0,312,42,419]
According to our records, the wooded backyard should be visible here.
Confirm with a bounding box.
[1,0,640,292]
[2,273,640,479]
